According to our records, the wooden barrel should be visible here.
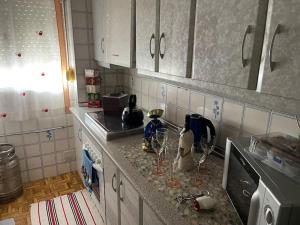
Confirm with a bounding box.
[0,144,23,203]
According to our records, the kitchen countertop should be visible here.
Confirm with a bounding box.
[70,107,242,225]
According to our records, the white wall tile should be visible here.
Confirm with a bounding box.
[157,83,166,100]
[141,79,150,95]
[219,125,240,148]
[28,168,43,181]
[204,95,222,121]
[68,138,75,149]
[38,117,53,129]
[222,100,243,129]
[53,115,67,127]
[22,119,38,131]
[19,159,27,171]
[41,142,55,155]
[27,157,42,170]
[142,95,149,110]
[68,127,74,138]
[23,133,39,145]
[21,171,29,183]
[177,88,189,110]
[177,107,189,127]
[66,114,73,126]
[56,139,69,151]
[0,122,4,135]
[55,128,68,140]
[6,135,23,146]
[166,85,177,105]
[72,12,87,28]
[243,107,269,135]
[15,146,25,159]
[71,0,87,11]
[73,29,89,44]
[270,113,299,138]
[166,103,177,124]
[148,80,157,98]
[190,91,205,115]
[42,154,56,167]
[148,97,156,111]
[157,101,166,119]
[133,77,142,93]
[74,44,90,59]
[57,163,71,175]
[56,152,64,164]
[25,144,40,157]
[40,131,53,142]
[4,121,21,134]
[43,165,57,178]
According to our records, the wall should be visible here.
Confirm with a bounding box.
[124,69,300,149]
[0,112,76,183]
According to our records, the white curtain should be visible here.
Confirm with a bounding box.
[0,0,64,121]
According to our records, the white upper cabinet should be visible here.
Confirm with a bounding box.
[159,0,195,77]
[108,0,134,67]
[92,0,134,68]
[136,0,195,77]
[257,0,300,100]
[136,0,157,72]
[192,0,268,89]
[92,0,109,64]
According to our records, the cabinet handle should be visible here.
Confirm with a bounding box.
[241,25,252,67]
[269,24,281,72]
[101,38,104,53]
[149,33,155,59]
[119,180,124,202]
[112,173,117,192]
[112,54,119,57]
[242,189,251,198]
[159,33,166,59]
[78,127,82,143]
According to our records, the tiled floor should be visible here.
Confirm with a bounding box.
[0,172,84,225]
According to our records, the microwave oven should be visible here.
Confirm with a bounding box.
[222,138,300,225]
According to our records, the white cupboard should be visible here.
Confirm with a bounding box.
[143,202,164,225]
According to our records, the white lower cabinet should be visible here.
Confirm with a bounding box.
[143,202,164,225]
[120,173,139,225]
[104,153,119,225]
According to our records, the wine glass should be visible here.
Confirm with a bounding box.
[151,128,167,176]
[191,137,216,187]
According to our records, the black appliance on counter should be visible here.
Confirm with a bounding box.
[122,94,144,126]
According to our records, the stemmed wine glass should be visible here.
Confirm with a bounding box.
[191,137,216,187]
[151,128,168,176]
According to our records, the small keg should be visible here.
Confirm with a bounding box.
[0,144,23,203]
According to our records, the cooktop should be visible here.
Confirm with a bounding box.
[85,111,146,141]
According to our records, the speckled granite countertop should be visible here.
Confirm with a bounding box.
[70,107,241,225]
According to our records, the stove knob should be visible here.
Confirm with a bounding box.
[265,206,273,225]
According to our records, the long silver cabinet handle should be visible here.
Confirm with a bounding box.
[101,38,104,53]
[159,32,166,59]
[269,24,281,72]
[111,173,117,192]
[119,180,124,202]
[149,33,155,59]
[241,25,252,67]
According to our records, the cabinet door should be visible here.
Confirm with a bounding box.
[72,117,83,180]
[258,0,300,100]
[136,0,157,72]
[92,0,105,62]
[143,202,164,225]
[193,0,268,89]
[104,154,119,225]
[159,0,194,77]
[120,173,139,225]
[108,0,133,67]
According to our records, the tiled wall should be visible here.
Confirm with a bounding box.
[125,72,300,149]
[0,112,76,183]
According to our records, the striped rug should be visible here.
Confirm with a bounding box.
[30,190,104,225]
